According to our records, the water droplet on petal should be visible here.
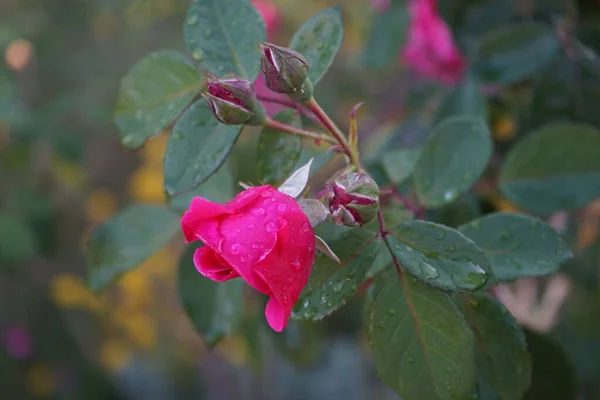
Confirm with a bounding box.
[230,243,243,254]
[235,228,241,234]
[277,203,287,212]
[252,243,260,250]
[247,223,255,230]
[251,208,266,216]
[290,256,303,271]
[261,190,272,197]
[265,221,277,233]
[301,223,311,233]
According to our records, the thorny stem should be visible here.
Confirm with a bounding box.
[305,97,358,166]
[264,117,337,144]
[256,94,325,128]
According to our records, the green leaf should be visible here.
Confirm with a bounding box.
[290,6,343,85]
[381,148,421,185]
[113,51,203,149]
[183,0,266,79]
[523,329,579,400]
[86,205,180,292]
[458,294,531,400]
[256,110,302,185]
[434,77,487,123]
[368,269,476,400]
[178,243,244,347]
[293,225,380,320]
[0,213,36,265]
[499,123,600,215]
[414,116,492,208]
[387,220,496,291]
[459,213,572,281]
[168,161,235,211]
[473,23,559,85]
[362,5,409,69]
[163,100,242,196]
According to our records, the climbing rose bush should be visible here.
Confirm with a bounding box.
[181,185,315,332]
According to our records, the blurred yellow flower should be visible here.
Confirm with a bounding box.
[216,335,248,367]
[118,269,152,309]
[493,116,517,141]
[120,313,157,350]
[142,133,168,166]
[128,165,164,204]
[85,189,118,223]
[50,273,103,311]
[26,363,55,397]
[99,339,132,372]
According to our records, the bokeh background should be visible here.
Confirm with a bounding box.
[2,0,600,399]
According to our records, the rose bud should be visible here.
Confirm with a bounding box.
[204,78,266,125]
[258,42,313,101]
[181,185,315,332]
[325,172,380,227]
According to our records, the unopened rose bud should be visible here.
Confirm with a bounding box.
[204,78,266,125]
[259,42,313,102]
[325,172,380,227]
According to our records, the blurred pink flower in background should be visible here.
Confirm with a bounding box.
[402,0,466,84]
[370,0,391,13]
[2,324,33,360]
[252,0,288,115]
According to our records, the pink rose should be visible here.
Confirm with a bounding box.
[252,0,281,38]
[181,185,315,332]
[402,0,466,85]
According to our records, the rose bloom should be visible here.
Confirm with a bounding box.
[181,185,315,332]
[402,0,466,84]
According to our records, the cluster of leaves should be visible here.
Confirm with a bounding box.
[89,0,600,399]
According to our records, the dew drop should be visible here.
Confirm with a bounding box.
[235,228,241,234]
[301,223,311,232]
[265,221,277,233]
[247,223,255,230]
[407,357,415,364]
[500,230,511,241]
[320,293,328,304]
[192,48,204,61]
[186,15,198,25]
[333,281,345,293]
[290,256,303,271]
[443,190,456,202]
[261,190,272,197]
[303,299,310,308]
[252,243,260,250]
[230,243,243,254]
[420,260,440,280]
[277,203,287,212]
[171,131,183,139]
[251,208,266,216]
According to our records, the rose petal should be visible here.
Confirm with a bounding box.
[181,197,230,242]
[265,297,289,332]
[193,247,240,282]
[225,185,272,212]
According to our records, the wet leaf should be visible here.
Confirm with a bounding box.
[459,213,572,281]
[381,148,421,185]
[163,100,242,196]
[500,123,600,215]
[114,51,202,149]
[86,205,180,292]
[414,116,492,208]
[386,220,496,291]
[290,7,343,85]
[368,269,476,400]
[458,294,531,400]
[178,243,244,347]
[183,0,266,79]
[257,110,302,185]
